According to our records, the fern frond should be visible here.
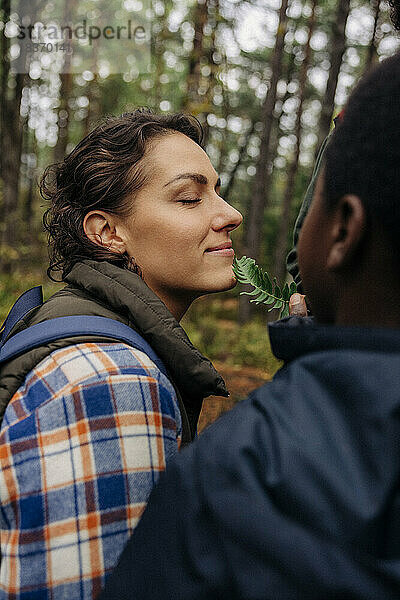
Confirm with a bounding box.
[232,256,297,319]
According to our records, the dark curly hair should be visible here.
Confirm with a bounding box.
[389,0,400,30]
[41,109,203,281]
[324,51,400,253]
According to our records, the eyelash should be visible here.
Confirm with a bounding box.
[177,187,221,204]
[179,198,201,204]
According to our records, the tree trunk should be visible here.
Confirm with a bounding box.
[202,0,220,145]
[315,0,350,155]
[53,0,77,162]
[151,1,173,109]
[223,121,256,203]
[273,0,317,286]
[83,75,100,138]
[23,127,37,231]
[239,0,289,323]
[181,0,209,114]
[365,0,380,72]
[223,51,295,208]
[83,39,100,137]
[0,0,25,272]
[0,0,11,181]
[53,72,73,162]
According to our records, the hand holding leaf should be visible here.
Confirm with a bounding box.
[232,256,305,319]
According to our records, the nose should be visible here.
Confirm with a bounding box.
[211,194,243,232]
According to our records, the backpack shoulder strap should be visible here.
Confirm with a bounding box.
[0,286,43,342]
[0,288,168,378]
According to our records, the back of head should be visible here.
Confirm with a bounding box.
[324,52,400,258]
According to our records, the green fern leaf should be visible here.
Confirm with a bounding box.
[240,288,263,297]
[282,283,290,302]
[232,256,298,319]
[281,304,290,318]
[263,271,273,293]
[250,291,269,303]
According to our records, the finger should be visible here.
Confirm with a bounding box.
[289,293,307,317]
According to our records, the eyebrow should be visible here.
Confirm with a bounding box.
[164,173,221,188]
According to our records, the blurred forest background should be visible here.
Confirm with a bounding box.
[0,0,399,421]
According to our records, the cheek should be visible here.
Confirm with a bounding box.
[130,214,207,268]
[298,213,322,292]
[154,212,209,249]
[298,201,323,270]
[297,220,312,277]
[298,213,336,321]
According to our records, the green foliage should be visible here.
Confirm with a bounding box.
[0,272,61,323]
[182,296,281,373]
[233,256,297,319]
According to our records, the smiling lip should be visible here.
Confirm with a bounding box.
[205,243,234,256]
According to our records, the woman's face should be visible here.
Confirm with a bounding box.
[119,132,243,314]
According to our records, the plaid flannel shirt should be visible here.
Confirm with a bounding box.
[0,342,182,599]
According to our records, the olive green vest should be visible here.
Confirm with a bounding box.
[0,260,229,444]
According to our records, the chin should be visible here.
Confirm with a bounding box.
[226,274,238,290]
[194,270,237,296]
[212,273,237,293]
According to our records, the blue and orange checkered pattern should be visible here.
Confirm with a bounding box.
[0,342,182,599]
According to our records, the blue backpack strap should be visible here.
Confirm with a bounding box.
[0,299,168,378]
[0,286,43,343]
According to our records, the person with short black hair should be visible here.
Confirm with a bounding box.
[287,0,400,289]
[101,52,400,600]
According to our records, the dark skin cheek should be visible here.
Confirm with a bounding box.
[298,229,337,323]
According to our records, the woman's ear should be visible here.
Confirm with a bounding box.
[327,195,367,271]
[83,211,127,254]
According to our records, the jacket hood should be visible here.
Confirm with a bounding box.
[65,260,229,401]
[269,316,400,363]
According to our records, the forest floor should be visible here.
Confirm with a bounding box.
[198,361,272,433]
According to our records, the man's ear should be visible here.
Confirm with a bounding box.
[327,195,367,271]
[83,211,127,254]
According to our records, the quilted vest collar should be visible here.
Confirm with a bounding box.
[65,260,229,402]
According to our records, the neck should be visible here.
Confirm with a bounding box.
[334,244,400,329]
[150,287,195,322]
[336,284,400,329]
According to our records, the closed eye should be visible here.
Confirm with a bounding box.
[179,198,201,204]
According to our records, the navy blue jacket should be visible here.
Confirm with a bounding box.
[101,318,400,599]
